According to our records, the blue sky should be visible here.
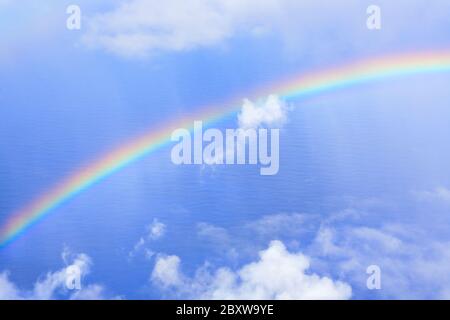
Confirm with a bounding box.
[1,0,450,299]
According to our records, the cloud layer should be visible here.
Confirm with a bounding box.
[82,0,280,57]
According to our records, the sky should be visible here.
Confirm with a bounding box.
[1,0,450,299]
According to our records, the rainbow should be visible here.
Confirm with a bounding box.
[2,50,450,248]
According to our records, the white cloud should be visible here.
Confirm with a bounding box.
[82,0,281,57]
[0,272,21,300]
[148,219,166,240]
[151,240,351,299]
[201,94,287,168]
[0,250,108,300]
[32,252,91,300]
[129,219,166,258]
[238,95,288,129]
[151,255,183,288]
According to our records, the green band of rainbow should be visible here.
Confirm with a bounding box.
[2,50,450,248]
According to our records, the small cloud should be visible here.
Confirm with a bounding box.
[129,219,166,259]
[148,219,166,240]
[238,95,288,130]
[200,94,288,169]
[144,249,156,260]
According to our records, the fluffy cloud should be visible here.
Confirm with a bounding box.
[0,272,21,300]
[151,240,351,299]
[0,250,107,300]
[201,94,287,167]
[148,219,166,240]
[238,95,288,129]
[82,0,280,57]
[151,255,183,288]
